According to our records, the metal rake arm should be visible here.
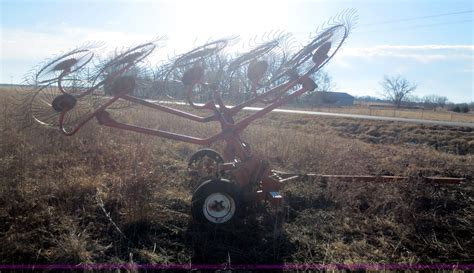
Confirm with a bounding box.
[122,95,218,123]
[58,93,123,136]
[95,111,227,146]
[228,76,317,131]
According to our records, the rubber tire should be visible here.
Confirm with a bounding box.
[191,179,241,225]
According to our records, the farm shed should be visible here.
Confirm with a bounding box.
[308,91,354,106]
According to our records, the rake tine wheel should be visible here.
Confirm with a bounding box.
[19,44,100,130]
[226,33,290,104]
[160,37,237,108]
[21,41,158,135]
[32,43,99,86]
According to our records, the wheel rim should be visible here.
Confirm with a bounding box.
[203,192,236,224]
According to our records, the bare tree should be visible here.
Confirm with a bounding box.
[422,94,437,109]
[435,95,448,109]
[422,94,448,110]
[311,70,334,92]
[380,75,417,108]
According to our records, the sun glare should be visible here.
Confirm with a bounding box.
[174,0,289,48]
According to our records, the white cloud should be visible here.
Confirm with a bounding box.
[372,45,474,50]
[0,25,255,65]
[0,26,160,62]
[338,44,474,63]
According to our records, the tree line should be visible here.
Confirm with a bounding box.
[367,75,472,113]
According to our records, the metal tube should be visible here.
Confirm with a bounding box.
[301,174,465,184]
[122,95,217,122]
[232,76,316,132]
[95,111,226,145]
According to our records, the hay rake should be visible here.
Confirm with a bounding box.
[21,11,465,225]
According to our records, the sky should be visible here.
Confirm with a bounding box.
[1,0,473,103]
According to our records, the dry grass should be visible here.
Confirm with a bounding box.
[263,114,474,156]
[1,87,473,269]
[306,106,474,123]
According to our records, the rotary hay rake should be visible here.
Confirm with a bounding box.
[20,11,465,225]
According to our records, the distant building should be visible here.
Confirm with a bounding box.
[310,91,354,106]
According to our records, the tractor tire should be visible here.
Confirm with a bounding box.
[191,179,241,225]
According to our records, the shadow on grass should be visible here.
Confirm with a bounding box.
[184,206,293,271]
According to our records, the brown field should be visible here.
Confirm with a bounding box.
[1,87,473,269]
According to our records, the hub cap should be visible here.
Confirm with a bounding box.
[203,193,235,224]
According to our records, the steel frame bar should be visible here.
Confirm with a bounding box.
[90,75,315,146]
[311,174,466,184]
[274,172,465,185]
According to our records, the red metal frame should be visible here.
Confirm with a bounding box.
[52,56,320,203]
[49,35,463,207]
